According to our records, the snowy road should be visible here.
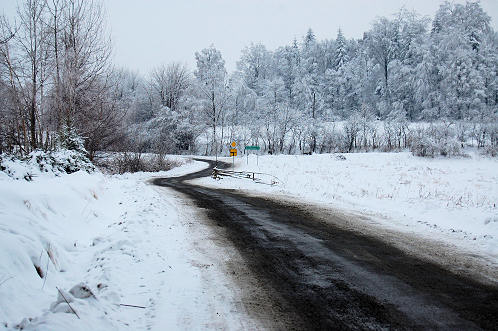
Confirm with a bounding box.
[153,160,498,330]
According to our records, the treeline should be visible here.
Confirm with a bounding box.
[1,0,497,159]
[120,0,498,156]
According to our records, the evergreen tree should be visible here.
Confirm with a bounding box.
[334,28,348,69]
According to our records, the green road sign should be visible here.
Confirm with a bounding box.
[245,146,260,150]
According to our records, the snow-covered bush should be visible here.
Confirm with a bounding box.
[0,149,95,180]
[95,152,183,174]
[57,125,87,155]
[481,122,498,156]
[482,145,498,157]
[410,135,439,157]
[383,115,409,151]
[318,124,343,153]
[343,113,362,152]
[410,124,464,158]
[0,126,97,180]
[33,149,95,174]
[127,108,201,155]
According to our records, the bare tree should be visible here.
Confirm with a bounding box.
[78,74,127,159]
[18,0,50,150]
[0,0,50,152]
[57,0,112,128]
[0,15,19,153]
[0,14,17,45]
[44,0,66,130]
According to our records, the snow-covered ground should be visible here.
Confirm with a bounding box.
[0,157,260,330]
[2,151,497,329]
[194,152,498,264]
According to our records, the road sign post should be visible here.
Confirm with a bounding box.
[244,146,260,165]
[230,142,237,170]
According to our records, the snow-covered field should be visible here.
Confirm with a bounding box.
[0,157,259,330]
[195,152,498,263]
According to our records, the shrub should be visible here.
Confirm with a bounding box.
[410,124,465,158]
[0,149,95,180]
[482,145,498,157]
[410,135,439,157]
[95,152,184,174]
[28,150,95,174]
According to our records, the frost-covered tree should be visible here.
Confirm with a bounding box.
[258,77,290,153]
[422,1,495,122]
[274,40,300,105]
[334,28,348,70]
[365,17,399,109]
[150,62,190,111]
[237,43,272,94]
[365,10,428,118]
[194,45,228,156]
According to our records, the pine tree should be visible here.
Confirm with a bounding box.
[334,28,348,69]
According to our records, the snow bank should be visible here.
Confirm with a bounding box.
[0,170,114,329]
[0,158,255,330]
[0,150,95,180]
[195,153,498,260]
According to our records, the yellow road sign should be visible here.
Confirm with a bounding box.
[230,148,237,156]
[231,141,236,148]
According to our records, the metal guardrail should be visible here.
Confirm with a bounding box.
[212,168,280,186]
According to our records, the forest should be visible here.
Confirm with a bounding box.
[0,0,497,163]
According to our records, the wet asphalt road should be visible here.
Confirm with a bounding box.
[153,159,498,330]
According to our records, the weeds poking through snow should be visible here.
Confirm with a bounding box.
[56,287,80,319]
[34,264,43,279]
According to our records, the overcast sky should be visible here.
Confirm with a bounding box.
[1,0,497,74]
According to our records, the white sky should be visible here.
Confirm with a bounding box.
[1,0,497,74]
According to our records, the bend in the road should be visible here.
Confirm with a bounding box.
[153,159,498,330]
